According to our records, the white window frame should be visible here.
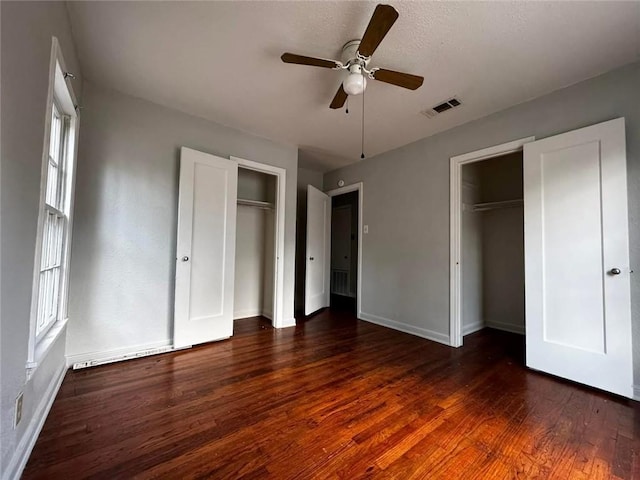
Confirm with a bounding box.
[26,37,80,374]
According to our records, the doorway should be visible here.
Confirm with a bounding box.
[234,167,278,322]
[450,137,535,347]
[327,183,363,317]
[303,182,364,317]
[232,156,286,328]
[459,152,525,338]
[450,120,632,399]
[450,137,533,347]
[329,191,359,313]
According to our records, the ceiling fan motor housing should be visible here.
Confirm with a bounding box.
[341,40,370,95]
[341,40,371,67]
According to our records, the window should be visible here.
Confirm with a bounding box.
[36,100,71,339]
[27,37,79,370]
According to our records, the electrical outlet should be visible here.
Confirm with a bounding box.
[14,392,23,428]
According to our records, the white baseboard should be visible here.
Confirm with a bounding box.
[234,310,273,321]
[5,362,67,480]
[462,321,485,336]
[486,320,525,335]
[233,309,262,320]
[633,385,640,402]
[276,317,296,328]
[66,340,179,369]
[359,312,450,346]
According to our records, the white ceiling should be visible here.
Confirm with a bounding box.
[67,1,640,172]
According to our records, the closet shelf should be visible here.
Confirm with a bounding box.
[470,199,523,212]
[237,198,275,209]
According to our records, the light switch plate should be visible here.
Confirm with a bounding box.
[363,225,369,234]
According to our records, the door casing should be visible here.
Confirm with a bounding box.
[231,156,288,328]
[449,137,535,347]
[327,182,364,319]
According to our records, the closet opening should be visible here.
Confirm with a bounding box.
[329,190,359,314]
[234,167,278,324]
[459,151,525,340]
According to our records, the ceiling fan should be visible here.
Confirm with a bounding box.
[281,4,424,110]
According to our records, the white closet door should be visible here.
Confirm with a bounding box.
[174,147,238,348]
[305,185,331,315]
[524,118,632,398]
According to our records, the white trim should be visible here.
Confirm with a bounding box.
[25,318,68,376]
[359,312,450,346]
[234,310,264,320]
[280,317,297,328]
[326,182,364,319]
[230,157,287,329]
[449,137,534,348]
[462,321,485,336]
[486,321,525,335]
[5,362,67,480]
[65,340,179,369]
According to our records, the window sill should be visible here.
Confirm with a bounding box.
[26,318,68,380]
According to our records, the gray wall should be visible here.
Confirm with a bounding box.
[234,206,268,319]
[237,168,276,204]
[66,82,298,360]
[478,154,524,334]
[1,2,83,477]
[295,167,323,314]
[324,62,640,384]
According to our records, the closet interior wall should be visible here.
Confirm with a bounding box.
[462,152,525,336]
[234,168,276,320]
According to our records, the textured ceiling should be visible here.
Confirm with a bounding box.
[67,1,640,172]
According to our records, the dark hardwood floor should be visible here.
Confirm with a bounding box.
[24,310,640,479]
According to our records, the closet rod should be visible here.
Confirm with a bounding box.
[470,199,523,212]
[237,198,275,210]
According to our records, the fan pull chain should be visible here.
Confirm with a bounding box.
[360,89,365,159]
[346,97,349,115]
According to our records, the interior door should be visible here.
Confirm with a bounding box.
[174,147,238,348]
[524,117,632,398]
[305,185,331,315]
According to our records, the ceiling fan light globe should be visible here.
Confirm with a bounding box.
[343,73,367,96]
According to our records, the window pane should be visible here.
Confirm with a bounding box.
[36,266,62,337]
[46,160,58,207]
[37,209,65,337]
[49,105,61,163]
[41,211,64,270]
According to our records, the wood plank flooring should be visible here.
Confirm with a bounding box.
[24,310,640,479]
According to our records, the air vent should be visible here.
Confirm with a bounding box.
[421,97,462,118]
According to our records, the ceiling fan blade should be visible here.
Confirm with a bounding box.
[329,84,348,109]
[357,4,399,58]
[373,69,424,90]
[281,53,340,69]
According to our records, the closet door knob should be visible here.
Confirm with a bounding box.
[182,256,189,262]
[609,268,621,275]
